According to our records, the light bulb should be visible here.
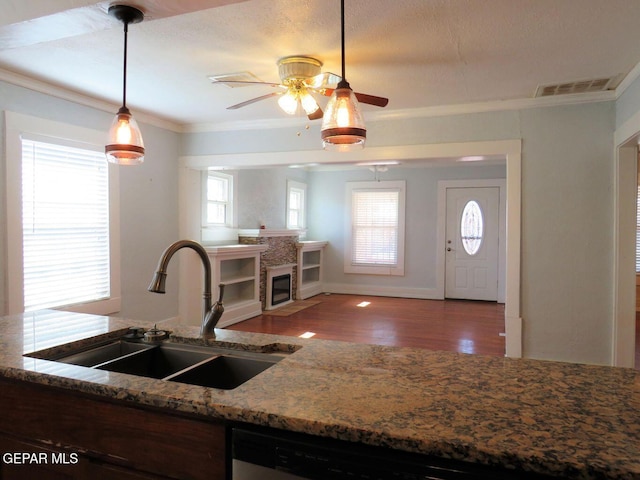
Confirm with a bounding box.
[115,116,133,143]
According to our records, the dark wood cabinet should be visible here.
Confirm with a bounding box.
[0,378,226,480]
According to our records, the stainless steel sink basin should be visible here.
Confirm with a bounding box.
[48,340,284,389]
[165,355,277,389]
[56,340,153,367]
[95,345,215,379]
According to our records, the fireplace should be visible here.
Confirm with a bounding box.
[265,263,296,310]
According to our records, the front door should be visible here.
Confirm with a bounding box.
[445,187,500,301]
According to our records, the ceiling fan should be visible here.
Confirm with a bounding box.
[210,55,389,120]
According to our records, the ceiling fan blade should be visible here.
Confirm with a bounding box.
[226,92,282,110]
[353,92,389,107]
[306,72,341,89]
[307,107,324,121]
[211,79,285,88]
[321,88,389,108]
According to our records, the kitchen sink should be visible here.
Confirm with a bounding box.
[44,339,284,389]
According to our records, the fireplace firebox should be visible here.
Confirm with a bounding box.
[271,273,291,306]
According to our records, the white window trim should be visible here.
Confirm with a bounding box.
[201,170,237,229]
[286,180,307,230]
[4,111,121,315]
[344,180,406,276]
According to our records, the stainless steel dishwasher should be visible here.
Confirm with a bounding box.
[230,425,554,480]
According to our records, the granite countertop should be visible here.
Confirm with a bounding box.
[1,310,639,479]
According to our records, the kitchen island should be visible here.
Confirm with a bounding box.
[0,309,638,479]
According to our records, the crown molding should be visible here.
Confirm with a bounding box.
[2,64,628,136]
[183,90,616,133]
[614,61,640,99]
[364,91,616,121]
[0,67,182,132]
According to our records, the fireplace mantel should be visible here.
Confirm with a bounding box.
[238,228,305,238]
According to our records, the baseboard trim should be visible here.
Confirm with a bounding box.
[322,283,442,300]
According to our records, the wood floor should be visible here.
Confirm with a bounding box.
[227,294,507,357]
[229,294,640,369]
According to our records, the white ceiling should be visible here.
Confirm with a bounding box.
[2,0,640,130]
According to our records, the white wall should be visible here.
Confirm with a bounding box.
[518,104,614,363]
[306,164,506,297]
[237,167,308,229]
[0,80,180,321]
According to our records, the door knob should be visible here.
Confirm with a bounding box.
[447,247,452,252]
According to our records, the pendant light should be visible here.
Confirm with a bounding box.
[105,5,145,165]
[321,0,366,151]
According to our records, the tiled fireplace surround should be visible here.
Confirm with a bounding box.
[238,231,299,310]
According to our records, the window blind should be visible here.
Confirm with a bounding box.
[351,189,399,266]
[21,139,110,312]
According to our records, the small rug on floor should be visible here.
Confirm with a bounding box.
[265,300,321,316]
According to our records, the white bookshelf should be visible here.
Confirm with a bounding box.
[206,244,268,327]
[295,241,328,300]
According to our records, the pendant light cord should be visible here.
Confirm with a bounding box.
[340,0,346,80]
[122,20,129,109]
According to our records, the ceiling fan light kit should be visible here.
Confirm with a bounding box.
[105,4,145,165]
[321,0,366,151]
[276,56,322,116]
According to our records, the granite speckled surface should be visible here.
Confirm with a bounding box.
[1,310,639,479]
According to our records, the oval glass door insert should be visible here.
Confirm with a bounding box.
[460,200,483,255]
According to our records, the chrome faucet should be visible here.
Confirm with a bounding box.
[148,240,224,339]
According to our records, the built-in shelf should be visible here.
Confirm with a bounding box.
[206,244,268,327]
[296,241,328,300]
[221,275,256,286]
[302,263,321,270]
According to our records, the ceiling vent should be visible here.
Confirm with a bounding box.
[208,71,262,88]
[534,77,615,97]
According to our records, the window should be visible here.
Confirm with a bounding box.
[203,171,234,227]
[287,180,307,230]
[460,200,484,255]
[21,139,111,311]
[5,111,120,315]
[345,181,405,276]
